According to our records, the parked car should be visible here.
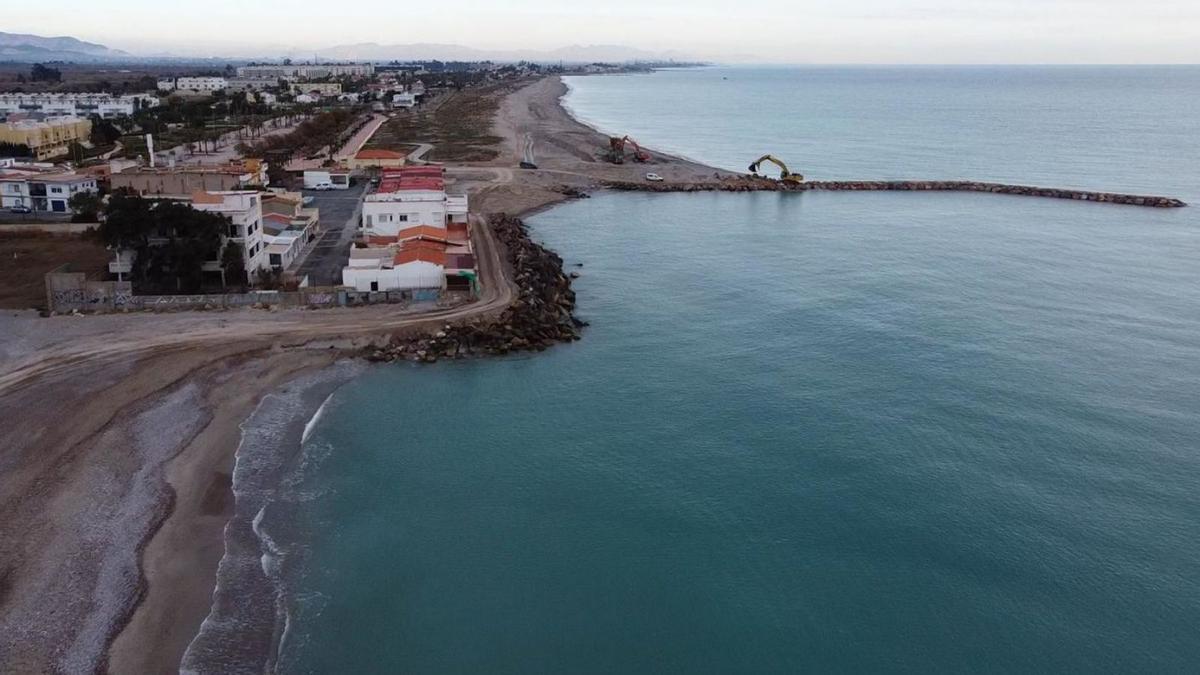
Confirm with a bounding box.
[311,182,334,191]
[645,173,664,182]
[9,205,32,214]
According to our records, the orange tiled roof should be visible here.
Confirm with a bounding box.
[396,225,450,241]
[394,248,446,266]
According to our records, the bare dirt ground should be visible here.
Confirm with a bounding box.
[0,74,726,673]
[0,232,110,310]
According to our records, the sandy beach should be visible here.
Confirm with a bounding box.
[0,74,721,673]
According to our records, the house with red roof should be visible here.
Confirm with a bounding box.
[360,166,469,237]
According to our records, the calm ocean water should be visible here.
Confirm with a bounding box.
[235,68,1199,673]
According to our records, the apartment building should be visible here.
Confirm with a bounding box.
[342,221,475,292]
[174,77,227,93]
[0,93,159,118]
[291,82,343,97]
[226,78,280,93]
[190,191,268,280]
[111,161,269,198]
[0,117,92,160]
[237,64,375,79]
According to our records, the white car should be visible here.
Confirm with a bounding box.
[645,173,664,182]
[311,182,334,191]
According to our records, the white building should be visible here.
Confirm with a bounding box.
[0,93,159,118]
[226,78,279,93]
[157,79,176,92]
[31,174,99,213]
[360,167,468,237]
[0,170,98,212]
[392,92,416,109]
[190,191,267,280]
[174,77,227,93]
[237,64,374,79]
[292,82,342,97]
[294,93,318,104]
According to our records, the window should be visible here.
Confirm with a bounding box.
[398,214,408,222]
[50,187,63,194]
[228,224,241,238]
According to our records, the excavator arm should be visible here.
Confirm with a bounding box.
[748,155,804,183]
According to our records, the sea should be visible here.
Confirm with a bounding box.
[185,66,1200,673]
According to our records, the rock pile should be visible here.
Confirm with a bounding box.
[364,214,583,364]
[605,178,1187,208]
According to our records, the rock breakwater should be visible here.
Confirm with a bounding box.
[365,214,583,363]
[606,177,1187,208]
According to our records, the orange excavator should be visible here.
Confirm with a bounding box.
[608,136,651,164]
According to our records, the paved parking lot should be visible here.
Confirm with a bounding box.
[294,183,366,286]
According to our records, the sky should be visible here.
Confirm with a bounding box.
[6,0,1200,63]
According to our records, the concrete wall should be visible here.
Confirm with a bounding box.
[1,222,98,234]
[43,271,446,313]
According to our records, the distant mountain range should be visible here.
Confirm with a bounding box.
[0,31,698,65]
[0,31,130,62]
[308,42,697,64]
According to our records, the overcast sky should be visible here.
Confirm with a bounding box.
[7,0,1200,63]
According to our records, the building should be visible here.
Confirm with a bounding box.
[174,77,227,93]
[302,169,351,190]
[190,191,268,280]
[226,78,279,93]
[111,161,268,198]
[156,79,176,92]
[260,191,320,271]
[392,92,416,109]
[292,82,342,97]
[237,64,375,79]
[348,149,406,170]
[0,93,159,119]
[0,117,92,160]
[294,93,318,105]
[360,167,468,237]
[29,173,99,213]
[341,221,475,292]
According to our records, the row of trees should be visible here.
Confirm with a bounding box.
[99,190,246,292]
[238,108,361,160]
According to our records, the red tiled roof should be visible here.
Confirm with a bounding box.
[367,235,399,245]
[395,225,450,241]
[377,166,446,193]
[394,248,446,266]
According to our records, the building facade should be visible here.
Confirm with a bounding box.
[0,117,92,160]
[29,174,99,213]
[291,82,343,97]
[237,64,375,79]
[111,161,268,198]
[360,167,468,237]
[0,93,159,118]
[190,191,268,280]
[174,77,227,93]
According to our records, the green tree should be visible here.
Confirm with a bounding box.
[100,191,228,292]
[221,240,248,288]
[68,191,103,223]
[89,116,122,146]
[30,63,62,83]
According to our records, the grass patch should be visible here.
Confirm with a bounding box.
[364,80,529,163]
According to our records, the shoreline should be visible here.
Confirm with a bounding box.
[3,69,1181,672]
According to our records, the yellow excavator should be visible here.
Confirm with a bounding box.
[748,155,804,184]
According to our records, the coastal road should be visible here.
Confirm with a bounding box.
[293,184,367,286]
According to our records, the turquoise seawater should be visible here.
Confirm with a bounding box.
[247,68,1200,673]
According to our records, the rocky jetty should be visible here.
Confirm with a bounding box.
[364,214,583,364]
[605,177,1187,208]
